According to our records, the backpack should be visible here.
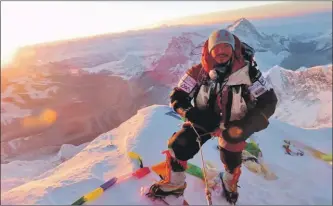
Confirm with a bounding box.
[241,41,257,68]
[240,41,259,82]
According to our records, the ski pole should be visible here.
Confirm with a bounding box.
[190,122,212,206]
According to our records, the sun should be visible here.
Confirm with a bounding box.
[1,44,18,68]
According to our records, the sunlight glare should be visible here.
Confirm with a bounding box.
[1,1,280,67]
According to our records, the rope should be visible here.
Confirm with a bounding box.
[190,122,213,206]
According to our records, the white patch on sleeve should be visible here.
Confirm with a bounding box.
[177,73,197,93]
[248,75,269,97]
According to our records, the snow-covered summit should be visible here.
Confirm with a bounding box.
[1,105,332,205]
[227,18,263,40]
[229,18,290,52]
[225,18,291,70]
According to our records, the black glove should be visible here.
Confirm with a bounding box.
[185,107,220,132]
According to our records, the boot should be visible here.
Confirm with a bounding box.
[146,149,187,199]
[221,166,241,204]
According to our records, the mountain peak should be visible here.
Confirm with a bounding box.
[164,35,194,56]
[234,17,251,25]
[227,18,264,46]
[163,32,205,57]
[226,18,291,53]
[226,18,262,40]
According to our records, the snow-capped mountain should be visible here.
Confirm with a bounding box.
[266,64,332,129]
[226,18,291,71]
[303,30,332,51]
[80,32,206,80]
[224,17,332,71]
[0,64,148,162]
[1,105,332,205]
[227,18,263,44]
[227,18,290,53]
[279,29,332,70]
[145,32,205,82]
[131,27,332,129]
[124,32,207,109]
[2,17,332,163]
[81,51,160,80]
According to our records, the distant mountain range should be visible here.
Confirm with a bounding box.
[1,17,331,163]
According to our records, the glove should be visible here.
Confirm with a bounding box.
[185,107,220,132]
[222,104,272,144]
[222,119,247,144]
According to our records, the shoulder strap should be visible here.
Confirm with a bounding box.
[240,42,260,82]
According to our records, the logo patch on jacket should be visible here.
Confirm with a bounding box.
[248,76,269,97]
[178,73,197,93]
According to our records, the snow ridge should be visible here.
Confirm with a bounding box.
[1,105,331,205]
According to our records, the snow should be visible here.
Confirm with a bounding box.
[181,32,206,46]
[1,85,25,104]
[82,51,161,79]
[225,18,291,72]
[83,18,297,79]
[23,85,58,99]
[56,143,90,162]
[1,105,332,205]
[12,17,326,85]
[1,70,59,124]
[255,51,290,71]
[266,64,332,129]
[1,14,332,205]
[1,142,89,194]
[301,30,332,51]
[1,102,32,125]
[1,159,60,193]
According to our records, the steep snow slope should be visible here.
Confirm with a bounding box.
[1,105,331,205]
[266,64,332,129]
[1,143,88,194]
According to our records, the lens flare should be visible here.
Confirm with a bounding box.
[22,108,57,128]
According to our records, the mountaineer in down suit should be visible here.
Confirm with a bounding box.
[147,29,278,204]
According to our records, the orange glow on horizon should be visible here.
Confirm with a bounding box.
[1,1,331,67]
[0,1,282,67]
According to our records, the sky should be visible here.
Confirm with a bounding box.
[1,1,280,66]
